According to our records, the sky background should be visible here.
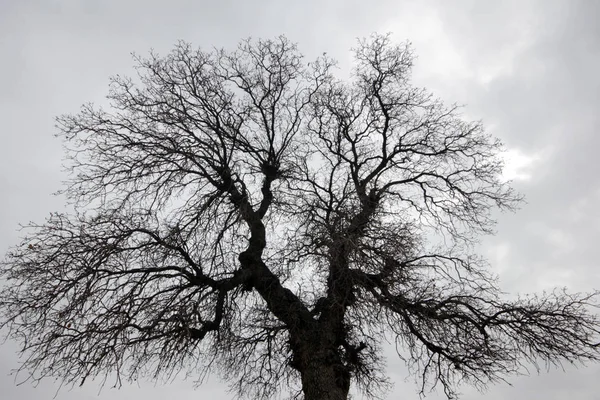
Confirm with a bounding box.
[1,0,599,399]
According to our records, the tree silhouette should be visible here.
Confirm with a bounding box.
[2,35,599,400]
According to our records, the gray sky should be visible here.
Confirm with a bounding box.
[1,0,599,399]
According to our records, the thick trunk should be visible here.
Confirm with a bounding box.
[300,357,350,400]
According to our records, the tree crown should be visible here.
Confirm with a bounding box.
[1,35,598,400]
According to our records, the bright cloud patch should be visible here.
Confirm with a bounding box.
[501,148,542,182]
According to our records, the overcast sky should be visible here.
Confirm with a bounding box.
[1,0,599,399]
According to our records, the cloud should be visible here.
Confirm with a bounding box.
[501,148,544,182]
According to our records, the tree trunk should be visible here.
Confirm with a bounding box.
[300,357,350,400]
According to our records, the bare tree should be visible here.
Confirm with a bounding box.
[2,35,599,400]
